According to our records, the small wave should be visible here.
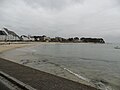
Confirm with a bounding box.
[92,80,113,90]
[79,57,120,63]
[46,61,114,90]
[63,67,90,82]
[46,61,90,83]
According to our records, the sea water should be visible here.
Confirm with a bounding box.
[1,43,120,90]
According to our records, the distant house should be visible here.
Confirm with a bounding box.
[40,35,51,42]
[0,30,7,41]
[0,28,20,41]
[50,37,64,42]
[31,35,51,42]
[74,37,79,42]
[55,37,63,42]
[20,35,29,41]
[20,35,34,41]
[44,37,51,42]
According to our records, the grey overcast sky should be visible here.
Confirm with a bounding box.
[0,0,120,42]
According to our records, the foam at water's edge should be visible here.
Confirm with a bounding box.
[61,67,113,90]
[91,80,113,90]
[46,61,91,83]
[63,67,90,82]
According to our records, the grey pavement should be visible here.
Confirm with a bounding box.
[0,58,98,90]
[0,81,10,90]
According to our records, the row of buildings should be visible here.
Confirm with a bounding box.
[0,28,20,41]
[0,28,49,42]
[0,28,105,43]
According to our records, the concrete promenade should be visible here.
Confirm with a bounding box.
[0,81,10,90]
[0,58,97,90]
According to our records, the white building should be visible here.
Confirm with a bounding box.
[0,30,7,41]
[0,28,20,41]
[20,35,34,41]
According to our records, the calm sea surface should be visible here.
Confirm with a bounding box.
[1,43,120,90]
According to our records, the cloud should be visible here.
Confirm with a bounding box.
[24,0,84,10]
[0,0,120,42]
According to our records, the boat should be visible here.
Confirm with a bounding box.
[114,46,120,49]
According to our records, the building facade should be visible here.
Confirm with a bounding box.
[0,28,20,41]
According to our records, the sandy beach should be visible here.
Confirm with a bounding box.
[0,42,61,53]
[0,42,35,53]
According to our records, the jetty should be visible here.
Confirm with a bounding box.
[0,58,97,90]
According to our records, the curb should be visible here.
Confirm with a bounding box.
[0,71,37,90]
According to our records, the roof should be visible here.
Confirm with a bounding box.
[3,28,18,36]
[0,30,7,35]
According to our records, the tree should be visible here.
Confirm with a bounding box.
[68,38,74,42]
[74,37,79,41]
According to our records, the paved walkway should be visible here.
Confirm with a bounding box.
[0,58,97,90]
[0,81,11,90]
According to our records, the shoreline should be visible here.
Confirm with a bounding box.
[0,42,98,53]
[0,42,50,53]
[0,42,115,90]
[0,42,96,87]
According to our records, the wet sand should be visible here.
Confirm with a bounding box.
[0,42,61,53]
